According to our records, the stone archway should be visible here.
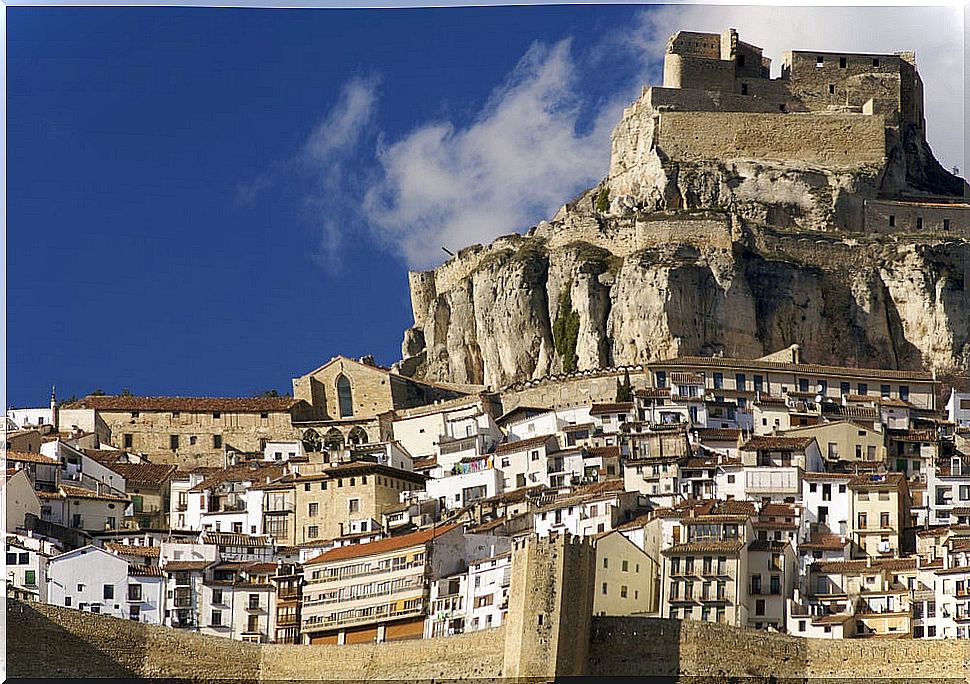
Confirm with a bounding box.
[347,426,368,446]
[301,428,322,453]
[324,427,345,451]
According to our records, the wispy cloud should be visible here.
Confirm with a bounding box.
[362,39,626,269]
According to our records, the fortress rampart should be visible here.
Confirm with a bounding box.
[656,111,886,167]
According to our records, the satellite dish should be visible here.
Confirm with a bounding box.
[814,395,822,403]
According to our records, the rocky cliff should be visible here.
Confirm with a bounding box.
[398,37,970,390]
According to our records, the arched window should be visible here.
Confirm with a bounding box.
[336,374,353,418]
[348,426,368,446]
[324,428,344,452]
[301,428,321,453]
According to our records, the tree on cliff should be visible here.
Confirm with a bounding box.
[553,283,580,374]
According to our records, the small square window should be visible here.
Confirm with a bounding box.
[829,84,835,94]
[872,58,880,67]
[839,57,847,68]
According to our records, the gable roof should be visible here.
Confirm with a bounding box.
[104,463,177,488]
[5,451,59,465]
[65,395,303,413]
[740,436,815,451]
[305,523,460,565]
[493,434,556,455]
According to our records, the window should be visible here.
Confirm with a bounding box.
[751,575,762,594]
[620,585,628,598]
[336,374,353,418]
[858,383,868,395]
[123,434,133,448]
[213,435,223,449]
[872,58,880,67]
[741,83,748,95]
[656,371,667,388]
[349,498,360,514]
[65,596,72,607]
[816,55,824,66]
[880,512,890,528]
[755,600,766,616]
[603,557,609,569]
[622,560,629,572]
[211,610,222,626]
[829,84,835,94]
[736,374,746,391]
[189,436,197,446]
[307,525,319,539]
[103,584,114,600]
[602,582,608,595]
[880,384,891,397]
[839,56,847,68]
[713,373,723,390]
[840,381,850,395]
[916,217,923,230]
[308,503,319,517]
[170,435,179,450]
[128,584,142,601]
[888,214,895,227]
[858,513,867,529]
[530,450,540,462]
[24,570,36,586]
[899,385,909,402]
[212,589,223,604]
[213,412,221,419]
[249,594,260,610]
[943,219,950,231]
[770,575,781,595]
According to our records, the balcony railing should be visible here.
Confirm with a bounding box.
[307,602,424,630]
[304,579,424,607]
[276,614,299,627]
[310,560,425,584]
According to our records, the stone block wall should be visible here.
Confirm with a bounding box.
[656,112,886,167]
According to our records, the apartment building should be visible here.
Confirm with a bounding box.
[425,547,512,638]
[5,533,59,602]
[532,481,640,538]
[660,505,756,626]
[197,560,278,643]
[849,473,911,558]
[782,420,885,466]
[594,530,658,616]
[492,434,558,491]
[300,524,498,644]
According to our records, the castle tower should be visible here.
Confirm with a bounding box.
[502,532,597,679]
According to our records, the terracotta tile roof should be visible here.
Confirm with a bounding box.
[670,372,705,385]
[813,557,916,574]
[760,502,796,518]
[44,484,129,503]
[66,395,302,413]
[163,560,213,571]
[412,456,438,470]
[1,468,19,483]
[822,405,879,419]
[740,436,815,451]
[880,398,913,408]
[105,463,177,487]
[305,523,460,565]
[888,430,939,443]
[812,613,852,625]
[803,471,853,480]
[105,542,161,558]
[495,406,550,425]
[651,355,935,381]
[617,510,657,530]
[190,463,287,492]
[849,472,906,489]
[589,402,634,416]
[662,541,745,555]
[934,564,970,576]
[754,395,787,406]
[634,388,671,399]
[129,564,164,577]
[5,451,59,465]
[695,428,741,441]
[477,485,547,506]
[799,533,846,551]
[199,530,273,547]
[493,435,555,454]
[712,499,757,516]
[586,445,620,459]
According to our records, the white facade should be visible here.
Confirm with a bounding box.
[801,474,852,539]
[946,390,970,427]
[5,533,58,602]
[392,401,500,460]
[263,440,305,463]
[426,466,501,511]
[7,407,54,429]
[48,545,164,623]
[534,491,637,538]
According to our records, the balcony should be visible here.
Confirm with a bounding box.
[311,560,426,584]
[310,602,424,630]
[276,614,299,627]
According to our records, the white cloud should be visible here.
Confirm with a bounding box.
[362,40,626,270]
[630,5,965,175]
[299,75,381,270]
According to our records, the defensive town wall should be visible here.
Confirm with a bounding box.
[10,533,970,681]
[499,366,650,413]
[656,111,887,168]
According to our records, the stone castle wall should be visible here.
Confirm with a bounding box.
[13,596,970,681]
[657,111,886,167]
[499,367,650,412]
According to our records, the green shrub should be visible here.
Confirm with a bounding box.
[595,186,611,213]
[552,282,581,373]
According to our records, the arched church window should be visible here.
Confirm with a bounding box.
[336,374,353,418]
[348,426,368,446]
[324,428,344,452]
[301,428,322,453]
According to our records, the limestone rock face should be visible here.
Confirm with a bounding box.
[398,75,969,389]
[402,222,970,388]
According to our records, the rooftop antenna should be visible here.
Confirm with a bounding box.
[441,247,455,257]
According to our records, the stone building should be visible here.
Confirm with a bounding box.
[291,356,466,450]
[64,395,316,468]
[849,472,911,558]
[255,462,426,547]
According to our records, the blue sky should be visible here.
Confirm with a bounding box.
[6,4,964,407]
